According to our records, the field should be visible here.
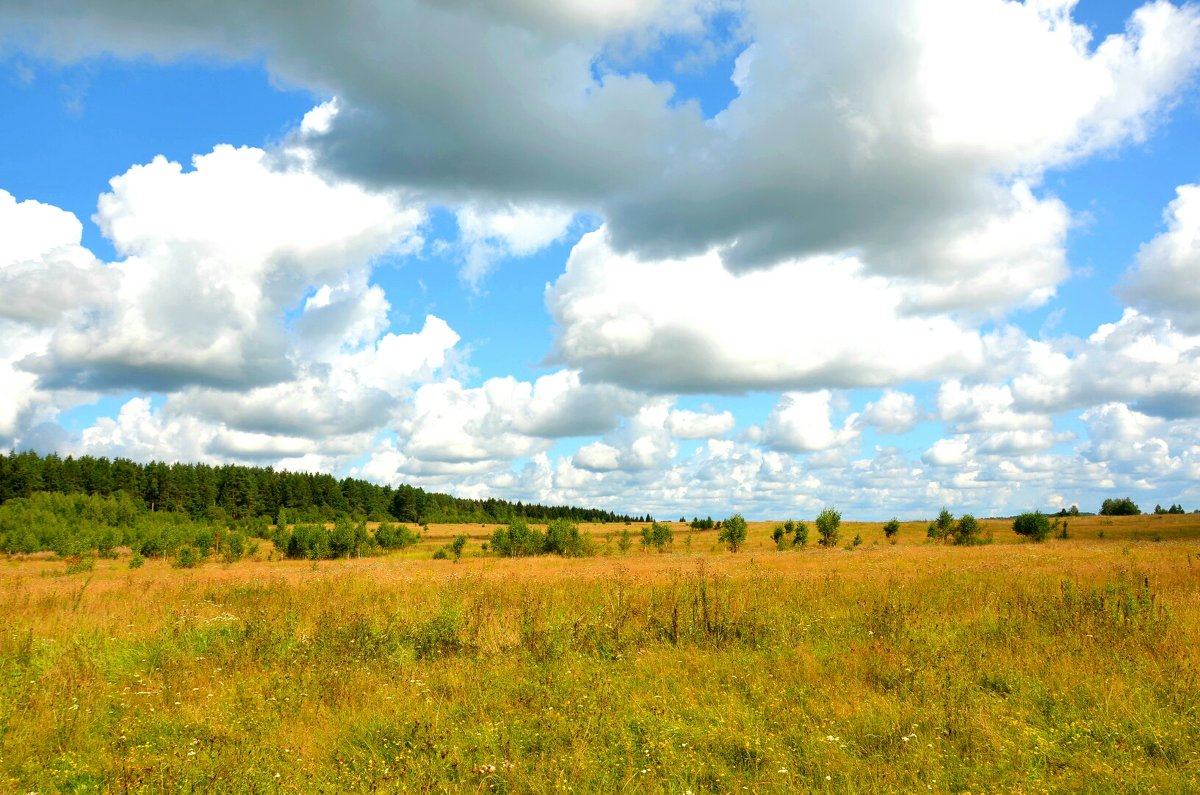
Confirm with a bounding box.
[2,514,1199,793]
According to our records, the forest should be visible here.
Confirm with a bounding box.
[0,450,636,525]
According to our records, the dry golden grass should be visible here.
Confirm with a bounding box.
[2,514,1199,792]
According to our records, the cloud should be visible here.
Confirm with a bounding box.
[6,1,1196,280]
[546,228,985,393]
[667,408,735,439]
[760,391,859,453]
[859,390,921,435]
[18,144,423,393]
[455,202,576,287]
[1120,183,1200,333]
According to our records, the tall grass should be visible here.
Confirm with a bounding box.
[1,519,1198,791]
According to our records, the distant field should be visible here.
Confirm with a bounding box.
[2,515,1199,792]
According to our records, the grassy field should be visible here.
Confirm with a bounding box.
[2,514,1199,792]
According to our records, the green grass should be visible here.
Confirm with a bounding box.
[2,519,1199,792]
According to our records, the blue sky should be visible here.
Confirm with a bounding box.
[2,1,1200,520]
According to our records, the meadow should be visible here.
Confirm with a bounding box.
[2,514,1199,793]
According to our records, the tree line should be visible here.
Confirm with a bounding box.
[0,450,637,525]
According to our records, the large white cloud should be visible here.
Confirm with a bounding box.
[4,1,1196,282]
[1120,183,1200,332]
[546,228,986,393]
[21,144,424,392]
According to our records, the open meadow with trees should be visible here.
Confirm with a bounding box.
[1,455,1199,791]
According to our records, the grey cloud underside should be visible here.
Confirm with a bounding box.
[1,0,1139,275]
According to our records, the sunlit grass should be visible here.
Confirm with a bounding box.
[2,515,1198,791]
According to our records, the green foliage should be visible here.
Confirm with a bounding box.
[450,534,468,561]
[689,516,715,530]
[376,522,419,550]
[1013,511,1051,542]
[792,521,809,548]
[173,545,201,569]
[431,546,450,560]
[718,514,748,553]
[928,507,955,542]
[954,514,982,546]
[0,450,635,529]
[490,519,546,558]
[771,524,786,550]
[1100,497,1141,516]
[642,522,674,553]
[883,518,901,539]
[128,551,145,569]
[544,519,593,557]
[816,508,841,547]
[617,528,633,554]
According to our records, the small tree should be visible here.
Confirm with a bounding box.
[816,508,841,547]
[883,518,901,539]
[928,507,954,543]
[618,528,633,554]
[771,524,786,550]
[1099,497,1140,516]
[1012,511,1051,542]
[953,514,981,545]
[792,521,809,548]
[719,514,748,552]
[450,534,468,561]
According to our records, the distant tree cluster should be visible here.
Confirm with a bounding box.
[926,507,986,546]
[1153,503,1186,515]
[0,450,636,526]
[490,518,595,558]
[1099,497,1141,516]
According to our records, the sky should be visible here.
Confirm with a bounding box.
[2,0,1200,521]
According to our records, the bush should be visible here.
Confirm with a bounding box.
[450,534,468,561]
[1012,511,1051,542]
[883,518,901,539]
[642,522,674,553]
[617,528,633,554]
[954,514,982,545]
[432,547,449,560]
[129,551,145,569]
[792,521,809,548]
[545,519,593,557]
[376,522,419,550]
[173,545,201,568]
[816,508,841,547]
[719,514,748,552]
[490,518,545,557]
[64,554,95,575]
[928,508,954,543]
[1100,497,1140,516]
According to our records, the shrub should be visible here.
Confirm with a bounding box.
[1012,511,1051,542]
[928,508,954,543]
[617,528,633,554]
[792,521,809,548]
[376,522,419,550]
[719,514,748,552]
[816,508,841,547]
[432,547,450,560]
[173,545,201,568]
[450,534,468,561]
[1100,497,1140,516]
[128,551,145,569]
[771,524,786,549]
[545,519,593,557]
[883,518,901,539]
[490,518,545,557]
[643,522,674,553]
[954,514,981,545]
